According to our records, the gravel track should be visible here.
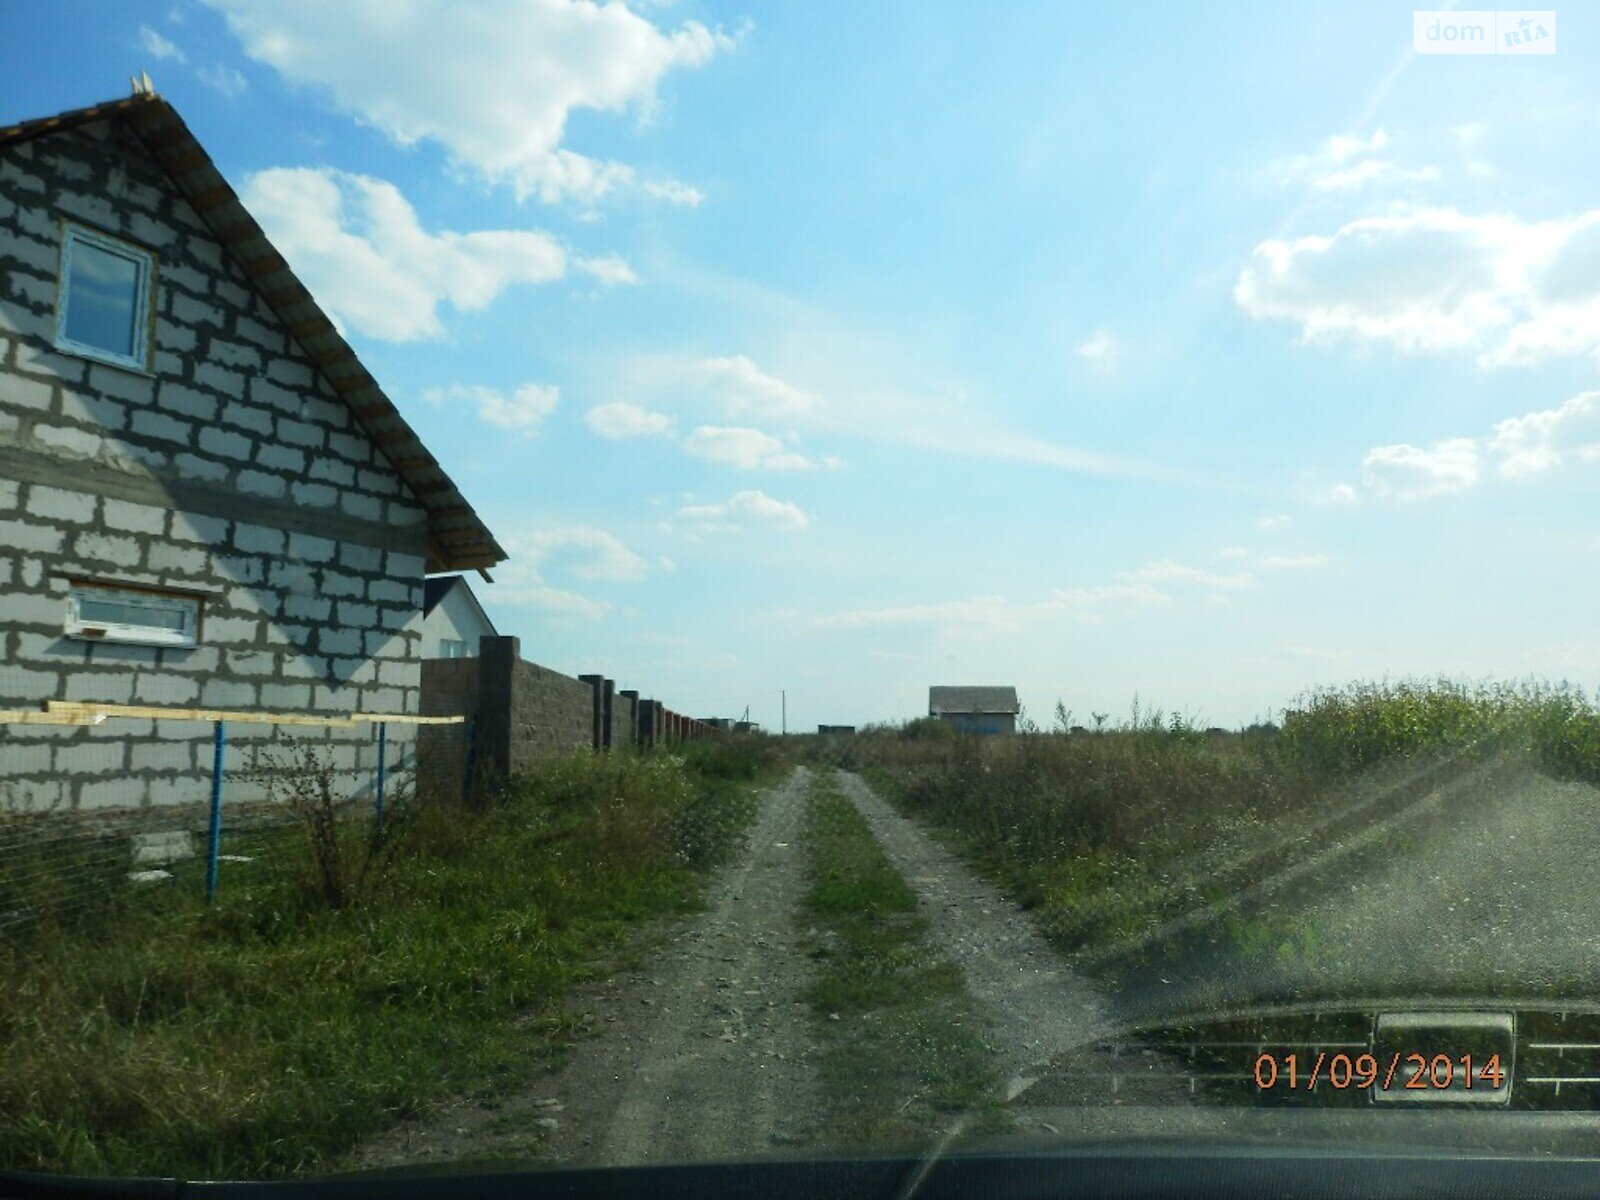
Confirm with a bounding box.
[351,766,823,1170]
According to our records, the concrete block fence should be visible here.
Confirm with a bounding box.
[420,635,721,792]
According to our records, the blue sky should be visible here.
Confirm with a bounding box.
[10,3,1600,728]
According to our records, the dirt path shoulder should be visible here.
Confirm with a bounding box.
[350,766,823,1171]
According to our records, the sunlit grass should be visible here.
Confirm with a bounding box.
[0,742,775,1179]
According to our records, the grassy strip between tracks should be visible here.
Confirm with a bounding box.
[0,740,778,1180]
[802,773,1006,1148]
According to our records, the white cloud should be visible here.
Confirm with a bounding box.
[576,254,640,286]
[1362,438,1480,499]
[585,401,673,439]
[242,168,568,341]
[138,25,185,62]
[695,355,817,418]
[1218,545,1251,559]
[1348,392,1600,502]
[676,489,809,532]
[1236,207,1600,366]
[1311,160,1440,193]
[1272,129,1439,195]
[1487,391,1600,477]
[197,63,247,96]
[682,425,815,471]
[424,383,559,436]
[1328,483,1359,505]
[1257,514,1290,530]
[203,0,736,205]
[1257,553,1332,570]
[523,525,649,582]
[1076,329,1120,372]
[1120,560,1254,591]
[488,523,654,616]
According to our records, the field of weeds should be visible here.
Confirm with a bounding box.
[812,680,1600,953]
[0,738,777,1178]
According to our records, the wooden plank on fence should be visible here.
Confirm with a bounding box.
[44,701,359,728]
[38,701,465,728]
[0,709,107,726]
[350,714,466,726]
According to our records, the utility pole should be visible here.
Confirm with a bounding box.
[781,690,786,736]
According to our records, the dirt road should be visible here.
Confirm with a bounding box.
[353,765,823,1169]
[353,764,1130,1169]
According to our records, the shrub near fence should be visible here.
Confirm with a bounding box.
[0,701,473,937]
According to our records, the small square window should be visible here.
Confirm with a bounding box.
[54,224,156,371]
[437,638,467,659]
[65,582,201,648]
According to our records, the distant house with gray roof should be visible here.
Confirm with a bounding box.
[928,686,1020,736]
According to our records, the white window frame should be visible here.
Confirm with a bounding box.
[65,581,201,649]
[53,223,157,373]
[437,638,467,659]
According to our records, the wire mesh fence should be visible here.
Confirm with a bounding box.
[0,703,474,937]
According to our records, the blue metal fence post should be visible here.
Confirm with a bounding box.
[461,715,477,805]
[374,721,387,837]
[205,719,226,904]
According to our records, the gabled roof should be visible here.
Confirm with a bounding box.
[422,573,497,636]
[929,686,1020,715]
[0,91,506,574]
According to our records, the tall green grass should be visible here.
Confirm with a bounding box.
[0,745,771,1179]
[827,680,1600,951]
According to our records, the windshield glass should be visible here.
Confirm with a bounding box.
[2,0,1597,1182]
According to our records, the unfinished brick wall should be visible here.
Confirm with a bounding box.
[0,114,427,813]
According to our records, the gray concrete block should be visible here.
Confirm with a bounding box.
[32,423,104,458]
[309,457,355,486]
[134,672,202,705]
[201,679,258,707]
[172,453,228,482]
[387,551,426,579]
[320,569,364,598]
[168,510,231,545]
[260,682,312,711]
[78,778,145,810]
[158,383,219,422]
[102,498,166,535]
[199,425,253,461]
[24,483,97,524]
[204,614,260,644]
[318,628,361,656]
[233,522,285,555]
[288,533,336,563]
[341,492,383,521]
[146,541,207,575]
[4,372,54,411]
[338,601,378,628]
[0,590,67,629]
[0,519,64,555]
[64,671,135,703]
[236,469,287,498]
[72,531,142,568]
[284,594,333,621]
[277,417,325,448]
[291,481,337,508]
[221,401,275,436]
[255,442,304,473]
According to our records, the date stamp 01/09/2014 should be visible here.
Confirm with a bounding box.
[1252,1051,1507,1095]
